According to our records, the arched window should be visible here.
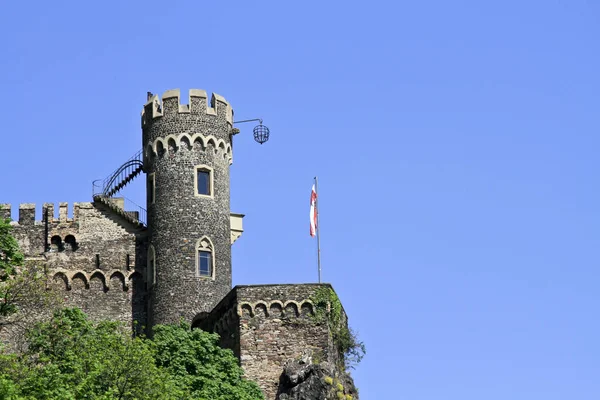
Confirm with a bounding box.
[50,235,63,252]
[147,244,156,289]
[196,237,214,278]
[64,235,78,251]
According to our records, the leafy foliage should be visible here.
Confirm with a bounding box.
[0,308,263,399]
[0,219,23,279]
[311,287,366,370]
[0,219,59,331]
[152,323,265,400]
[0,218,24,318]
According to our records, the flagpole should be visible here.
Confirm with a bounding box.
[314,176,322,283]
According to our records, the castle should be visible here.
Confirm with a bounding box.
[0,89,355,399]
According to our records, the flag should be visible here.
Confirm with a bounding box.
[310,184,318,237]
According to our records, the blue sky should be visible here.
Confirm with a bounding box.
[1,1,599,398]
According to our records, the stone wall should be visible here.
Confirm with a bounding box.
[196,284,348,400]
[0,202,147,331]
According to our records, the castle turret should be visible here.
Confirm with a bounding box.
[142,89,236,326]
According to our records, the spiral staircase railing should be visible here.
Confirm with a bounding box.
[92,150,147,227]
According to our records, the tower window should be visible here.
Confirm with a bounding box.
[147,245,156,288]
[194,165,213,198]
[196,236,215,279]
[198,250,212,276]
[197,170,210,195]
[148,173,155,205]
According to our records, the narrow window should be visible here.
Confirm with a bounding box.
[147,245,156,288]
[198,250,212,277]
[148,173,155,204]
[197,169,211,196]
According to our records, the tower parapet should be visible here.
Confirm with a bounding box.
[142,89,233,132]
[143,88,238,326]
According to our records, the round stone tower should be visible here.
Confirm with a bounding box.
[142,89,235,326]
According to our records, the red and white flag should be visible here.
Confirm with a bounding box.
[310,184,318,237]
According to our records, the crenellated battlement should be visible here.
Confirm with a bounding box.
[192,284,347,399]
[0,203,92,225]
[141,89,233,128]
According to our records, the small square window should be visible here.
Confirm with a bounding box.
[197,169,211,196]
[198,250,212,277]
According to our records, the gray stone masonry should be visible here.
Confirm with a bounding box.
[0,202,146,336]
[143,89,234,326]
[195,284,349,400]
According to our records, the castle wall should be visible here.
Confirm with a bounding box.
[0,202,147,332]
[196,284,344,400]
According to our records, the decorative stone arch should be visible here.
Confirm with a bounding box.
[269,300,284,318]
[109,271,126,291]
[167,137,178,154]
[300,300,315,317]
[147,244,156,288]
[217,141,226,157]
[89,270,107,292]
[195,236,215,279]
[179,133,192,150]
[225,307,236,325]
[52,271,70,290]
[284,301,300,318]
[127,270,143,292]
[239,302,253,317]
[145,143,155,161]
[192,134,205,150]
[206,137,217,154]
[254,301,268,317]
[156,139,165,157]
[70,271,89,289]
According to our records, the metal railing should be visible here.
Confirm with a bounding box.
[93,150,144,197]
[93,195,147,227]
[91,149,147,227]
[120,196,147,227]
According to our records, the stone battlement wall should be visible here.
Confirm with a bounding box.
[142,89,233,127]
[0,202,147,331]
[1,202,92,225]
[196,284,346,400]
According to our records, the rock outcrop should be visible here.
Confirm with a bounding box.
[277,360,359,400]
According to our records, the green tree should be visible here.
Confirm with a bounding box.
[12,308,179,399]
[0,309,263,399]
[0,218,23,279]
[0,218,59,334]
[152,323,264,400]
[0,218,24,318]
